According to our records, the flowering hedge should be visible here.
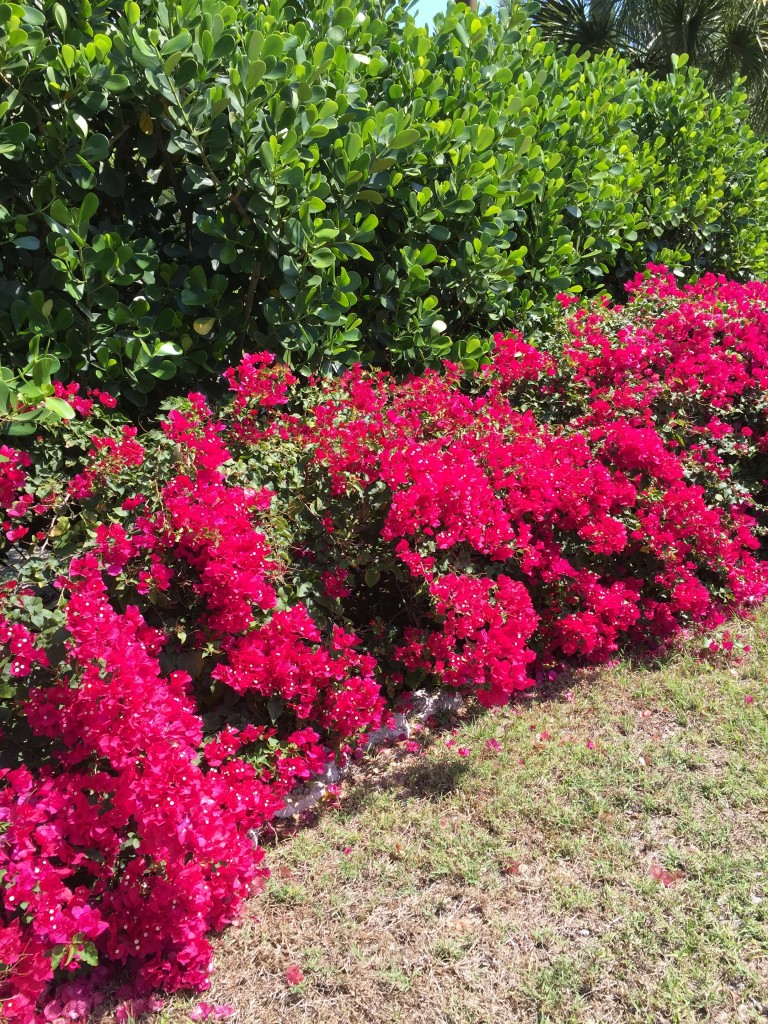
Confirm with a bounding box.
[1,267,767,1022]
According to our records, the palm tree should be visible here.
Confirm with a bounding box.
[530,0,633,55]
[531,0,768,131]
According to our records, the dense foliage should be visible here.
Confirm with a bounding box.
[1,0,768,416]
[533,0,768,132]
[1,267,767,1021]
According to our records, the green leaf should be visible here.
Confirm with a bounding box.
[79,192,99,226]
[17,381,43,403]
[49,198,71,225]
[124,0,140,25]
[267,695,284,722]
[389,128,420,150]
[476,125,495,151]
[370,156,395,173]
[219,241,237,264]
[6,419,38,436]
[32,356,56,386]
[309,248,336,269]
[247,29,263,61]
[53,3,67,30]
[193,317,215,336]
[20,5,45,26]
[149,359,177,380]
[154,342,183,357]
[105,74,131,93]
[246,58,265,88]
[0,122,30,157]
[78,942,99,967]
[162,30,191,55]
[261,33,283,58]
[260,140,275,171]
[82,134,109,163]
[43,396,76,419]
[416,243,437,266]
[50,946,67,972]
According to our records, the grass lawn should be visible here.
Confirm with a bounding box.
[142,609,768,1024]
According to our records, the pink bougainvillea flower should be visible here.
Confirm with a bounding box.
[285,965,304,987]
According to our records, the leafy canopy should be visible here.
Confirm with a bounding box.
[0,0,766,420]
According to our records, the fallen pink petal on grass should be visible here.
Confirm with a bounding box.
[285,965,304,986]
[190,1003,234,1021]
[649,863,685,887]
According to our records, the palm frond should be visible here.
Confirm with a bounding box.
[533,0,627,53]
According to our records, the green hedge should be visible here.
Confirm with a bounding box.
[0,0,767,412]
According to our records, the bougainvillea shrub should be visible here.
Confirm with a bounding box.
[0,390,384,1022]
[1,267,768,1021]
[289,285,767,681]
[562,270,768,531]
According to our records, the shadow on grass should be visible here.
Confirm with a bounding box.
[340,754,472,816]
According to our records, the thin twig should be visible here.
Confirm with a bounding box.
[239,262,262,346]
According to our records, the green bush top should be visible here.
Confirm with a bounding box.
[0,0,767,412]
